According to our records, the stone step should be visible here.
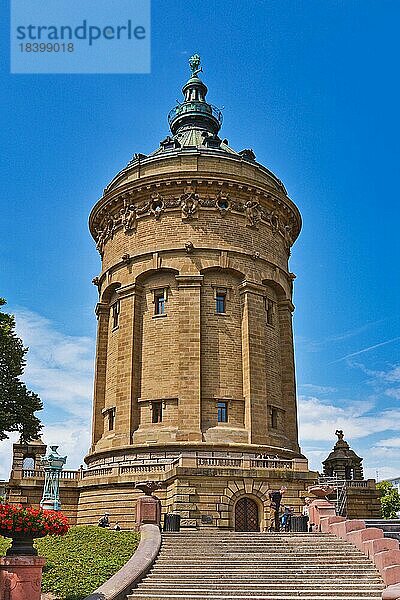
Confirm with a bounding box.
[145,578,383,585]
[162,536,340,540]
[154,560,372,566]
[162,535,343,539]
[139,582,384,590]
[153,559,380,573]
[152,572,379,577]
[161,547,361,552]
[127,589,381,600]
[161,547,360,552]
[161,539,340,544]
[159,551,368,557]
[162,543,362,548]
[152,565,378,578]
[144,569,382,583]
[162,540,351,544]
[162,540,357,544]
[132,532,384,600]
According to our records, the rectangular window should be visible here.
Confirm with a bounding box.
[271,407,278,429]
[218,401,228,423]
[265,298,274,326]
[154,289,166,315]
[215,290,227,314]
[108,408,116,431]
[112,300,120,329]
[152,401,163,423]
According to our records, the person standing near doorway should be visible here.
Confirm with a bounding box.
[269,486,287,531]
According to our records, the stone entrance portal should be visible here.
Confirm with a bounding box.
[234,497,259,531]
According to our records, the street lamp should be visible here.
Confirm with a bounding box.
[40,445,67,511]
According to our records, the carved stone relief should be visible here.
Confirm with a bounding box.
[180,189,199,220]
[93,185,298,255]
[244,200,261,228]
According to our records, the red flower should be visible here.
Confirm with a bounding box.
[0,504,69,538]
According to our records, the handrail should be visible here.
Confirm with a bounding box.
[83,524,161,600]
[168,102,223,126]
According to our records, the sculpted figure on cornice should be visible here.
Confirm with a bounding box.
[267,210,280,232]
[123,203,137,233]
[96,226,107,255]
[244,199,261,228]
[180,189,199,220]
[93,185,298,256]
[106,215,115,238]
[282,224,294,250]
[114,207,125,230]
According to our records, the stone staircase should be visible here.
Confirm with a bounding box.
[366,519,400,542]
[127,531,385,600]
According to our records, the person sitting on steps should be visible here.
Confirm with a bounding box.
[98,513,110,528]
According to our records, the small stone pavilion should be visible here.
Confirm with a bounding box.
[321,431,380,519]
[5,56,381,528]
[323,430,363,480]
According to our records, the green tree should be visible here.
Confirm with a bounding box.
[377,481,400,519]
[0,298,42,442]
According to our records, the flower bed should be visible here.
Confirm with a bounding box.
[0,504,69,537]
[0,526,141,600]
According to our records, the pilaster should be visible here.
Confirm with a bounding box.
[175,275,203,441]
[92,302,109,449]
[114,283,142,446]
[277,299,300,453]
[239,281,267,445]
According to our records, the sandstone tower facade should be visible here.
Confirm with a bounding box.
[5,57,382,528]
[80,55,315,529]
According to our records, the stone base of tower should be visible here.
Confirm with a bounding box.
[4,444,380,530]
[75,447,316,530]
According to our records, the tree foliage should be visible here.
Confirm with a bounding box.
[376,480,400,519]
[0,298,42,442]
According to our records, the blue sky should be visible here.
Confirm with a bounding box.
[1,0,399,480]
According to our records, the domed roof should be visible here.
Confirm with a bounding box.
[102,54,290,199]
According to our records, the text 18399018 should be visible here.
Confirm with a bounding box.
[19,43,74,52]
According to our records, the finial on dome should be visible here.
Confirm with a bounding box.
[168,54,223,136]
[189,53,202,77]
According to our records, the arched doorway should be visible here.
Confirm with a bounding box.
[234,497,259,531]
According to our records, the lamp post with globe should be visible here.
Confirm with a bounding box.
[40,445,67,511]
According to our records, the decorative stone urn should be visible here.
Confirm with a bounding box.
[308,485,334,498]
[307,485,336,530]
[0,529,46,556]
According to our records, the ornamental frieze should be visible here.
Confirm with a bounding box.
[93,186,298,256]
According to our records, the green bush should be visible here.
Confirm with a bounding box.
[0,525,140,600]
[377,481,400,519]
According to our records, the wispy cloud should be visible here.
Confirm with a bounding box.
[0,419,91,480]
[376,437,400,448]
[299,394,400,476]
[13,308,94,419]
[300,384,337,394]
[298,395,390,443]
[0,308,95,480]
[296,320,385,353]
[329,337,400,364]
[348,361,400,402]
